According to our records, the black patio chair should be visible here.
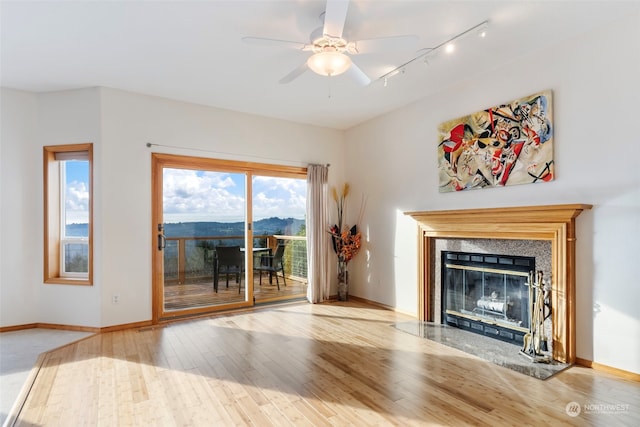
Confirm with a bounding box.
[254,244,287,290]
[214,246,244,293]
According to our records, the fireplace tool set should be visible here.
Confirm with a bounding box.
[520,270,552,363]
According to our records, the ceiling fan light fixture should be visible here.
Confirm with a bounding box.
[307,51,352,77]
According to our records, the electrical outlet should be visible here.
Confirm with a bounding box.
[112,295,120,304]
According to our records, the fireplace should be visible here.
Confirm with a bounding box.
[405,204,591,363]
[441,251,535,346]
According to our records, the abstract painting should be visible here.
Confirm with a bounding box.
[438,90,554,192]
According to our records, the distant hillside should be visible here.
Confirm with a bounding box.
[66,223,88,237]
[65,217,305,239]
[165,217,305,238]
[252,217,305,236]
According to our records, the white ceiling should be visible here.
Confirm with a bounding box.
[2,1,638,130]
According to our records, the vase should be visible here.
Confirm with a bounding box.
[337,260,349,301]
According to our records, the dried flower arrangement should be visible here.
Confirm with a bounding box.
[329,183,363,264]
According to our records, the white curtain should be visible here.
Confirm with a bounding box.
[306,164,329,303]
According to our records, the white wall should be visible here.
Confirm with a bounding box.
[1,88,104,327]
[98,88,344,327]
[38,88,104,327]
[345,13,640,374]
[0,86,344,328]
[0,89,41,325]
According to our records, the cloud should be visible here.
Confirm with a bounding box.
[163,169,244,221]
[162,170,306,222]
[65,180,89,223]
[252,176,306,220]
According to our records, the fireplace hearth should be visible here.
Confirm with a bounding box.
[393,321,571,380]
[442,251,535,346]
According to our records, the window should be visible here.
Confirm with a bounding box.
[44,143,93,284]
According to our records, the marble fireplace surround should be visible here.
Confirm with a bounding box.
[405,204,591,364]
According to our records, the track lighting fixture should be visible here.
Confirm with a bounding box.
[378,20,489,86]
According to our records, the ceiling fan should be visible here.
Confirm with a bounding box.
[242,0,418,85]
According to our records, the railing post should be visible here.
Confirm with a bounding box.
[178,238,186,285]
[267,235,277,253]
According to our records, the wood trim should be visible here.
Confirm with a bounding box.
[43,143,94,285]
[576,358,640,382]
[0,323,39,333]
[99,320,153,333]
[152,152,163,324]
[43,277,93,286]
[406,204,592,364]
[348,295,395,311]
[423,234,431,321]
[159,301,255,322]
[0,321,153,334]
[43,147,59,280]
[0,323,98,333]
[156,300,307,326]
[36,323,99,333]
[246,171,255,305]
[348,295,418,317]
[405,204,592,221]
[151,152,307,178]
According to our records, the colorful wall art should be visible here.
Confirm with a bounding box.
[438,90,554,192]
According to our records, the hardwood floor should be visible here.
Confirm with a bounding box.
[164,276,307,310]
[10,301,639,426]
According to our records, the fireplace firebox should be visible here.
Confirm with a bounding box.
[442,251,535,346]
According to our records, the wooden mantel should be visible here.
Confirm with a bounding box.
[405,204,592,364]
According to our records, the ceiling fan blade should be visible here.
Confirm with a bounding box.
[242,36,311,51]
[348,35,419,55]
[323,0,349,39]
[346,62,371,86]
[279,62,309,84]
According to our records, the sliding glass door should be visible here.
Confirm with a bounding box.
[251,175,308,304]
[152,153,307,322]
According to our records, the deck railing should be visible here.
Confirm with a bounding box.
[164,234,307,285]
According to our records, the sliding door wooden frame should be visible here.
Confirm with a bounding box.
[151,153,306,323]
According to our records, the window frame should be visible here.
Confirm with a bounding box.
[43,143,93,285]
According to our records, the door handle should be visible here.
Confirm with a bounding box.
[157,224,166,251]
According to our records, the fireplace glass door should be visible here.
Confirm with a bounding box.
[442,252,534,345]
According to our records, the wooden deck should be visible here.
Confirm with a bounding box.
[10,301,640,426]
[164,275,307,310]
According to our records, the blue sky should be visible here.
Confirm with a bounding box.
[163,168,306,223]
[64,160,89,224]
